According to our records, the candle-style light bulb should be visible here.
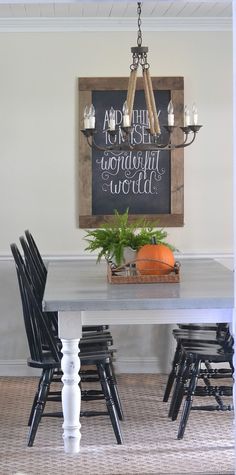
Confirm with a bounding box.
[109,107,116,131]
[167,100,174,126]
[122,101,129,115]
[192,103,198,125]
[184,105,190,127]
[122,101,130,127]
[89,104,95,129]
[83,105,90,129]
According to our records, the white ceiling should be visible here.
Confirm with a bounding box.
[0,1,232,19]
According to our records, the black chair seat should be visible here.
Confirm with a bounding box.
[27,356,61,370]
[180,344,233,360]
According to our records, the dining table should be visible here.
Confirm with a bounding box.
[42,257,234,454]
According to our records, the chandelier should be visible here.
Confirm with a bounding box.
[81,2,202,153]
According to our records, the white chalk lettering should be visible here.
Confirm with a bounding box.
[97,106,166,196]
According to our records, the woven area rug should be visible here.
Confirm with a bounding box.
[0,374,234,475]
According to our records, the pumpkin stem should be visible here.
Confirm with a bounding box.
[151,236,157,244]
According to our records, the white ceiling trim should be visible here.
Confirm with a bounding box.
[0,16,231,32]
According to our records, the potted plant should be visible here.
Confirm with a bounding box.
[84,209,175,266]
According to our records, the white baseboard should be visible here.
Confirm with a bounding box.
[1,359,228,377]
[0,358,166,376]
[0,360,40,377]
[114,357,165,374]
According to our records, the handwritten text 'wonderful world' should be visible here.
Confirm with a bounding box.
[95,108,166,196]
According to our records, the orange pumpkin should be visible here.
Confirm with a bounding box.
[136,244,175,275]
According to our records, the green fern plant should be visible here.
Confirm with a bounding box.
[84,209,175,266]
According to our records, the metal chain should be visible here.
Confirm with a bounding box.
[137,2,142,47]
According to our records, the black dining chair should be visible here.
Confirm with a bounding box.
[20,233,123,421]
[166,324,233,439]
[163,323,231,403]
[11,242,123,446]
[20,230,124,420]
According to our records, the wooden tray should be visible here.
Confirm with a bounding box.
[107,260,180,285]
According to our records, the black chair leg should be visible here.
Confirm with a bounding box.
[177,360,201,439]
[171,358,192,422]
[28,374,43,426]
[97,363,123,445]
[168,351,187,419]
[163,340,182,402]
[28,369,52,447]
[28,368,57,426]
[105,362,124,421]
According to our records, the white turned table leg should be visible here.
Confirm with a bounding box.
[61,339,81,453]
[58,312,82,454]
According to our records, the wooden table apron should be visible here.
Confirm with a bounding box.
[42,258,234,454]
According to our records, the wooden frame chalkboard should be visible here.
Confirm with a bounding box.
[79,77,184,228]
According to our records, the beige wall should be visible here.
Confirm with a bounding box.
[0,30,233,255]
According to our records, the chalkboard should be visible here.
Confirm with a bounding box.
[79,77,184,228]
[92,89,171,215]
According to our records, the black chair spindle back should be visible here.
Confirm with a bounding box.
[11,243,60,364]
